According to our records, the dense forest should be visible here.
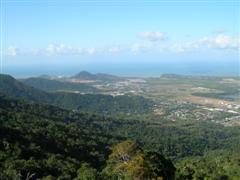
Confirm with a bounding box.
[0,74,240,179]
[20,77,97,93]
[176,151,240,179]
[0,94,175,179]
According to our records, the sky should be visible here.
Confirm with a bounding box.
[1,0,240,77]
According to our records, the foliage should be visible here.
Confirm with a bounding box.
[101,140,175,180]
[176,151,240,180]
[1,74,240,179]
[0,95,173,179]
[21,77,97,93]
[0,74,154,115]
[54,93,153,115]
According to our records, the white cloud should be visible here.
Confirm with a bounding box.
[56,43,69,54]
[45,45,99,56]
[108,46,121,54]
[6,46,18,56]
[131,43,149,54]
[170,34,239,53]
[170,41,199,53]
[5,33,239,58]
[46,44,56,55]
[85,47,96,55]
[44,43,87,56]
[171,44,185,53]
[46,43,84,56]
[140,31,166,42]
[198,34,239,50]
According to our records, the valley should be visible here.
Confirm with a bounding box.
[0,71,240,179]
[20,71,240,127]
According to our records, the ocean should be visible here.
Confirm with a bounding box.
[2,61,239,78]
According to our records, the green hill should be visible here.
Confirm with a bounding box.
[0,94,175,179]
[72,71,97,80]
[72,71,123,81]
[1,74,240,179]
[0,74,52,102]
[21,77,97,93]
[0,74,154,115]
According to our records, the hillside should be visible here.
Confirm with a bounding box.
[176,151,240,179]
[1,89,240,179]
[1,74,240,179]
[72,71,123,81]
[21,77,97,93]
[54,93,153,115]
[0,74,154,115]
[0,94,175,179]
[0,74,52,102]
[72,71,97,80]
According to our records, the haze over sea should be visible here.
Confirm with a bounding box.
[4,60,239,78]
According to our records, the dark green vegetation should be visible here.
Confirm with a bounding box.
[0,95,174,179]
[21,77,97,93]
[0,74,51,102]
[176,151,240,180]
[54,93,153,115]
[0,74,153,115]
[108,119,240,159]
[1,73,240,179]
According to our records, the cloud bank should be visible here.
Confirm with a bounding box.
[5,33,239,57]
[6,46,18,56]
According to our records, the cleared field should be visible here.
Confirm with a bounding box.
[184,95,236,107]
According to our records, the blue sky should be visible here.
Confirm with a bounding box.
[1,0,239,76]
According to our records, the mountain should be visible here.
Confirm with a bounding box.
[1,74,240,179]
[72,71,97,80]
[38,74,59,79]
[0,74,153,115]
[72,71,123,81]
[1,90,239,179]
[21,77,97,93]
[0,94,175,179]
[0,74,52,102]
[95,73,124,81]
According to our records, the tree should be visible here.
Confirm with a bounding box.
[75,163,97,180]
[101,140,175,180]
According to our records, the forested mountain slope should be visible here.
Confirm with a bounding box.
[0,74,52,102]
[21,77,97,93]
[0,74,154,115]
[1,74,240,179]
[0,94,175,179]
